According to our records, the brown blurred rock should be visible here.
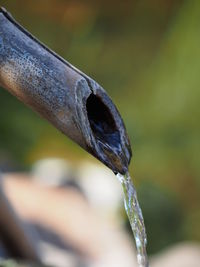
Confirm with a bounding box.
[0,172,137,267]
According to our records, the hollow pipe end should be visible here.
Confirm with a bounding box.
[76,80,132,175]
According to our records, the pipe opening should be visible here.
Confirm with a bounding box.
[86,94,120,149]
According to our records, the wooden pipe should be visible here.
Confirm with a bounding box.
[0,7,131,174]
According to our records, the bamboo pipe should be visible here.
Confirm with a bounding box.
[0,7,131,174]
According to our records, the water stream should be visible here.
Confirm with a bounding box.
[86,93,149,266]
[117,172,149,267]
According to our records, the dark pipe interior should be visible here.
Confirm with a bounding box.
[86,94,121,150]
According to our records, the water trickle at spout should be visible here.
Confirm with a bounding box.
[117,172,149,267]
[86,93,148,266]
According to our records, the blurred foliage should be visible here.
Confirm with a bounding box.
[137,182,184,254]
[0,0,200,254]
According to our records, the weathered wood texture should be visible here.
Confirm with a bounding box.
[0,8,131,174]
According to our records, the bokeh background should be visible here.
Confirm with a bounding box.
[0,0,200,262]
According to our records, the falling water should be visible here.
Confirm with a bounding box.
[86,91,148,266]
[117,172,149,267]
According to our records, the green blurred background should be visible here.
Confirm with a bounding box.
[0,0,199,255]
